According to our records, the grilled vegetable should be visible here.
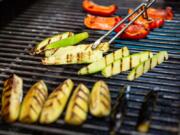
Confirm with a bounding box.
[45,32,89,50]
[78,46,129,75]
[136,90,158,133]
[82,0,117,16]
[1,74,23,122]
[90,81,111,117]
[84,14,121,30]
[39,79,74,124]
[19,80,48,124]
[114,23,149,40]
[110,85,130,135]
[34,32,74,54]
[65,84,90,125]
[42,42,109,65]
[102,51,153,77]
[128,51,168,81]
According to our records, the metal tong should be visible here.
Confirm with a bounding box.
[92,0,155,49]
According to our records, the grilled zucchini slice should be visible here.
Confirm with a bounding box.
[1,74,23,122]
[128,51,168,81]
[90,81,111,117]
[34,32,74,54]
[78,47,129,75]
[39,79,74,124]
[19,80,48,123]
[42,50,103,65]
[102,51,153,77]
[65,84,90,125]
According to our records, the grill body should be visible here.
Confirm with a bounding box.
[0,0,180,135]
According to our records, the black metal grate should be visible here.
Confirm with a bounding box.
[0,0,180,135]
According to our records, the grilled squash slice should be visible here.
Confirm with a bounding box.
[90,81,111,117]
[78,47,129,75]
[128,51,168,81]
[34,32,74,55]
[42,42,109,65]
[102,51,153,77]
[19,80,48,124]
[40,79,74,124]
[1,74,23,122]
[65,84,90,125]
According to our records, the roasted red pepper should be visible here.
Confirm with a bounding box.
[128,9,164,30]
[114,24,149,40]
[147,7,173,20]
[82,0,117,16]
[84,14,122,30]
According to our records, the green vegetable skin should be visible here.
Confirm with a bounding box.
[78,47,129,75]
[128,51,168,81]
[34,32,74,54]
[102,51,153,77]
[45,32,89,50]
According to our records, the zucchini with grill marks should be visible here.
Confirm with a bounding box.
[90,81,111,117]
[19,80,48,124]
[34,32,74,54]
[128,51,168,81]
[102,51,153,78]
[78,47,129,75]
[65,84,90,125]
[39,79,74,124]
[42,42,109,65]
[1,74,23,122]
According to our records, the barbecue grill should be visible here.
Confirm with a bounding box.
[0,0,179,135]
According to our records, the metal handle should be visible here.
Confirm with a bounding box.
[92,0,155,49]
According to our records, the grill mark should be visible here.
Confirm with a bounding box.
[69,54,73,63]
[100,90,110,102]
[111,62,114,75]
[36,87,47,99]
[150,57,152,69]
[56,98,62,105]
[112,51,115,61]
[67,54,70,63]
[64,80,70,88]
[30,104,38,115]
[47,38,51,44]
[101,98,110,109]
[45,102,53,108]
[33,95,42,106]
[77,53,80,63]
[71,111,83,120]
[122,48,125,57]
[48,94,58,100]
[88,51,91,61]
[120,59,123,72]
[85,45,90,51]
[79,88,89,97]
[21,115,31,122]
[130,56,132,68]
[73,103,86,113]
[2,111,10,120]
[3,100,10,112]
[77,94,88,103]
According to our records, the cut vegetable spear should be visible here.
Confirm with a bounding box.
[102,51,153,77]
[45,32,89,50]
[42,42,109,65]
[90,81,111,117]
[78,46,129,75]
[65,84,90,125]
[40,79,74,124]
[34,32,74,54]
[128,51,168,81]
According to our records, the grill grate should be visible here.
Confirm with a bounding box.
[0,0,180,135]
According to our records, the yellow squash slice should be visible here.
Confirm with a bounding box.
[39,79,74,124]
[90,81,111,117]
[19,80,48,123]
[65,84,90,125]
[1,74,23,122]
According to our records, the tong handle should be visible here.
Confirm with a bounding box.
[92,0,155,49]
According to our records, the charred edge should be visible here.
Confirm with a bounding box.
[21,115,31,123]
[2,111,10,120]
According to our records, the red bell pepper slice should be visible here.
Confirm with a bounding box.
[84,14,122,30]
[147,7,173,20]
[128,9,164,30]
[82,0,117,16]
[114,24,149,40]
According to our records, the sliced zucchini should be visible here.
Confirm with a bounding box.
[128,51,168,81]
[90,81,111,117]
[19,80,48,124]
[1,74,23,122]
[34,32,74,54]
[39,79,74,124]
[102,51,153,77]
[65,84,90,125]
[78,47,129,75]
